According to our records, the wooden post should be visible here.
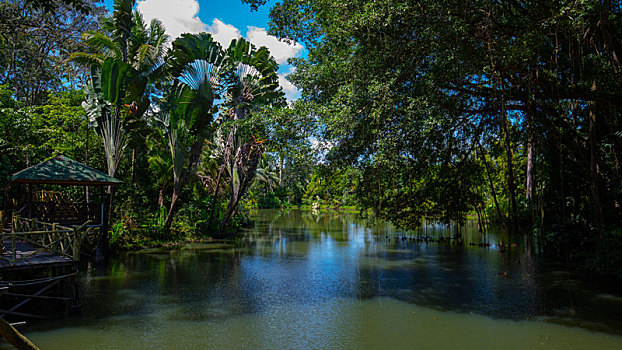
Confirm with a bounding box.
[52,223,57,250]
[0,317,40,350]
[95,187,107,263]
[85,185,93,223]
[27,185,32,219]
[72,227,81,261]
[11,215,16,263]
[99,187,104,227]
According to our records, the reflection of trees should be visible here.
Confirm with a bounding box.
[76,209,619,331]
[79,245,246,320]
[300,210,352,237]
[354,242,543,320]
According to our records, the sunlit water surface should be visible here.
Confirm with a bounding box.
[8,209,622,349]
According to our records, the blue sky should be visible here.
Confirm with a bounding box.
[102,0,302,100]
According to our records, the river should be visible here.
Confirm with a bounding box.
[9,209,622,349]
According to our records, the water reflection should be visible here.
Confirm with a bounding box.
[13,209,622,349]
[241,210,622,332]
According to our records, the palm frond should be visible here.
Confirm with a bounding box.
[67,52,104,67]
[81,31,122,60]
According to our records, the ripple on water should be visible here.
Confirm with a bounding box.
[12,210,622,349]
[21,297,622,350]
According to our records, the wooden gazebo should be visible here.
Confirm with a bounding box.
[11,155,121,227]
[0,156,121,323]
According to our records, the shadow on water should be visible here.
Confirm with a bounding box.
[12,209,622,349]
[241,210,622,334]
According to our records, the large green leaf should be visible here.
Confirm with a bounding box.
[101,57,132,105]
[167,33,225,78]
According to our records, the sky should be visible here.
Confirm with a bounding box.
[102,0,303,101]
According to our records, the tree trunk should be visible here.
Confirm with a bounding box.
[158,187,165,209]
[279,152,283,186]
[162,139,206,233]
[0,317,40,350]
[524,116,535,245]
[589,102,605,230]
[219,195,240,235]
[479,143,504,224]
[219,141,263,234]
[95,188,112,263]
[207,157,226,229]
[378,177,382,213]
[525,105,536,227]
[501,107,519,228]
[131,148,136,183]
[208,133,234,230]
[163,186,180,232]
[85,123,90,204]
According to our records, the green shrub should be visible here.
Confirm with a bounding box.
[543,224,622,279]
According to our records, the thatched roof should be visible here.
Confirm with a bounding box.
[11,155,122,186]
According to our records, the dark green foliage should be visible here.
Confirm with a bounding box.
[544,224,622,279]
[241,0,267,12]
[262,0,622,276]
[304,165,357,207]
[267,0,622,227]
[26,0,92,14]
[0,86,105,212]
[0,0,104,105]
[5,0,621,281]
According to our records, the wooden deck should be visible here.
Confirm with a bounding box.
[1,241,73,271]
[0,216,88,272]
[0,215,84,322]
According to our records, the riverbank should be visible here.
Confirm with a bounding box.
[101,208,621,282]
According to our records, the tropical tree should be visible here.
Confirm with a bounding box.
[77,0,162,166]
[158,34,283,233]
[217,38,285,231]
[82,57,149,176]
[69,0,167,73]
[78,0,169,256]
[254,154,280,195]
[82,57,149,259]
[72,0,168,179]
[0,0,104,105]
[146,130,173,209]
[156,32,225,233]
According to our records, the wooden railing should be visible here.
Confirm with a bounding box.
[17,202,102,226]
[0,216,91,266]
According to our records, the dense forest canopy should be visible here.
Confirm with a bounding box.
[260,0,621,274]
[0,0,105,105]
[0,0,621,276]
[0,0,294,247]
[263,0,622,229]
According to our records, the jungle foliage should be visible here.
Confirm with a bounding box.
[2,0,622,277]
[1,0,292,253]
[252,0,622,275]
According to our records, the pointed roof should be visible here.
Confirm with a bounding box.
[12,155,122,186]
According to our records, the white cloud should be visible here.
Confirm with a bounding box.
[206,19,242,47]
[136,0,207,40]
[134,1,304,67]
[132,4,302,101]
[205,21,303,100]
[278,67,299,102]
[246,26,303,64]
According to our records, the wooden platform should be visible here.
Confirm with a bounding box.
[1,241,73,271]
